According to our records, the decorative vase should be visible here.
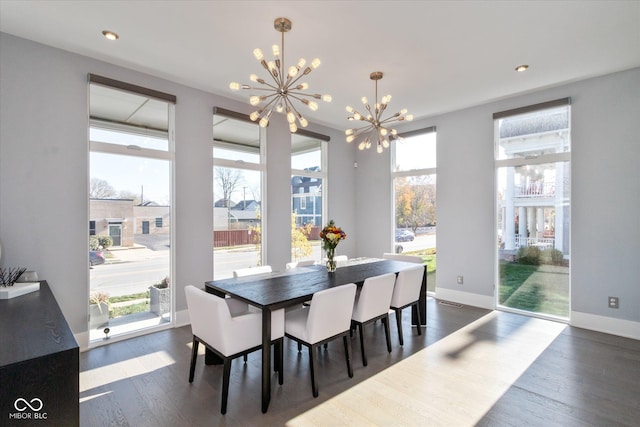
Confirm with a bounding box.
[326,247,337,273]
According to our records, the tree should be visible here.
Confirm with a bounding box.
[90,177,116,198]
[395,175,436,233]
[291,212,312,260]
[214,167,242,207]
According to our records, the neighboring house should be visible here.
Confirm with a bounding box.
[229,200,261,226]
[291,169,323,228]
[497,109,569,257]
[134,201,170,236]
[90,199,170,247]
[90,198,134,247]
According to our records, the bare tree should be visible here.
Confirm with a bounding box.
[90,177,116,198]
[214,167,242,207]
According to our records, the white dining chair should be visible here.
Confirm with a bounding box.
[351,273,396,366]
[285,259,315,269]
[233,265,272,278]
[285,283,357,397]
[185,285,284,414]
[389,265,425,345]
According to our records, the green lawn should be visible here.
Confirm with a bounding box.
[499,261,569,317]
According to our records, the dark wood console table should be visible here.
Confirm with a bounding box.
[0,281,79,426]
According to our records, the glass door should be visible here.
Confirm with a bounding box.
[495,100,571,319]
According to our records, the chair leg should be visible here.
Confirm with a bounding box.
[189,337,199,382]
[343,335,354,378]
[309,344,319,398]
[395,308,404,346]
[383,314,392,353]
[297,342,302,353]
[414,302,422,336]
[221,357,232,415]
[358,323,367,366]
[243,354,248,363]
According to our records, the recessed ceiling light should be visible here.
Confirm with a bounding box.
[102,30,119,41]
[515,64,529,72]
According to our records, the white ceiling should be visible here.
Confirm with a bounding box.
[1,1,639,130]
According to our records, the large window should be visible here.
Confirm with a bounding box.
[392,127,437,292]
[213,111,265,279]
[495,99,571,319]
[88,75,175,343]
[291,132,327,263]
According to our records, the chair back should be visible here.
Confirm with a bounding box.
[233,265,272,278]
[306,283,356,343]
[382,253,423,264]
[390,265,425,308]
[352,273,396,323]
[185,285,232,351]
[286,259,315,269]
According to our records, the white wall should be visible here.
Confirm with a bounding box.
[356,67,640,338]
[0,33,356,344]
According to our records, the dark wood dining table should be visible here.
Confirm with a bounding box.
[204,258,427,413]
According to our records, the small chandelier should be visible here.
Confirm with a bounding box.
[345,71,413,153]
[229,17,332,133]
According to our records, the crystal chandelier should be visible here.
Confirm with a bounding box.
[345,72,413,153]
[229,17,331,133]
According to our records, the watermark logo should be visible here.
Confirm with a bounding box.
[8,397,47,420]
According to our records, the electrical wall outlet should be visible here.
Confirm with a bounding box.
[457,275,464,285]
[608,296,619,309]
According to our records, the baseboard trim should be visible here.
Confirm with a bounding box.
[174,308,190,328]
[571,311,640,340]
[435,288,494,310]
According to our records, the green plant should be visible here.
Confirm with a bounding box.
[517,246,541,265]
[89,236,100,250]
[97,235,113,249]
[153,276,170,289]
[89,291,110,314]
[541,248,564,265]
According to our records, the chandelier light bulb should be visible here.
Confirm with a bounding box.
[344,71,411,153]
[229,17,330,134]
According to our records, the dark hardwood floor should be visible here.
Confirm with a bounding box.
[79,299,640,426]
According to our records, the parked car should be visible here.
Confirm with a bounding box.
[90,250,105,266]
[395,229,415,242]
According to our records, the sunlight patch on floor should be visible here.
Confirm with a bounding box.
[80,351,175,393]
[286,311,566,426]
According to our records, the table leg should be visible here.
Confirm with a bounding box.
[411,265,427,326]
[261,307,271,413]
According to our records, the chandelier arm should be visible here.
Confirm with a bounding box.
[286,99,307,125]
[255,96,282,118]
[287,71,311,87]
[248,85,281,92]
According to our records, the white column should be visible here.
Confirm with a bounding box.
[555,162,565,253]
[504,168,516,250]
[518,206,527,245]
[536,208,545,239]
